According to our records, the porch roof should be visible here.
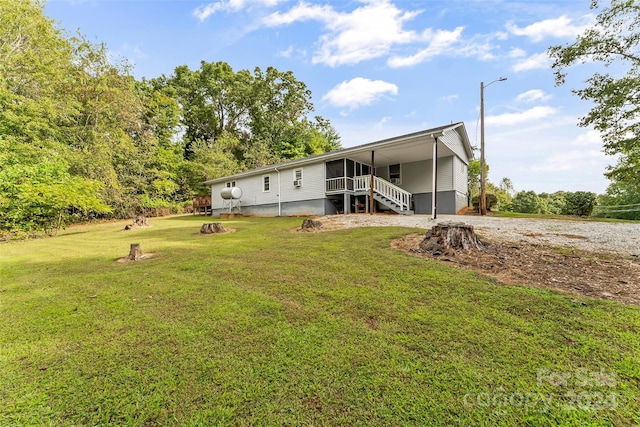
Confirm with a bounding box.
[204,122,471,185]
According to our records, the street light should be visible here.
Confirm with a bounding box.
[480,77,507,216]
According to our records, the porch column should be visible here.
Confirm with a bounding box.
[343,192,350,215]
[369,150,375,214]
[432,137,438,220]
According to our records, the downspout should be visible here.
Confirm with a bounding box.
[274,167,281,217]
[432,135,438,220]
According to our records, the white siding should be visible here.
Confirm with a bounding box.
[440,129,470,164]
[401,160,431,193]
[453,156,468,194]
[212,162,325,210]
[396,156,456,193]
[212,174,279,209]
[438,157,454,191]
[280,162,325,202]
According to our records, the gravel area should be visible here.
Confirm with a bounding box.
[319,214,640,256]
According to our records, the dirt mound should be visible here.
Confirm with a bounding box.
[392,233,640,306]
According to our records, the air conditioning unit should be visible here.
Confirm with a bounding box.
[293,179,302,187]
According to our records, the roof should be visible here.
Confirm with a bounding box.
[204,122,472,185]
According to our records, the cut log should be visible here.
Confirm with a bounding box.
[419,222,484,256]
[300,218,322,232]
[128,243,143,260]
[200,222,228,234]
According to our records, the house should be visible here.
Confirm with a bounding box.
[204,122,473,217]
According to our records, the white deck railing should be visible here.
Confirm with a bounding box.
[326,175,412,212]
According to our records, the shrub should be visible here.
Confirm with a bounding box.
[562,191,597,216]
[511,190,544,214]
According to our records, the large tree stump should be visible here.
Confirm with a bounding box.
[419,222,484,256]
[128,243,143,260]
[200,222,228,234]
[299,218,322,232]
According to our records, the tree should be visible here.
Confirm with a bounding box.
[562,191,598,216]
[0,161,110,235]
[549,0,640,194]
[511,190,544,214]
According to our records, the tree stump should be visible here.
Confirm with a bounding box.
[124,216,148,230]
[419,222,484,256]
[200,222,228,234]
[128,243,143,260]
[299,218,322,232]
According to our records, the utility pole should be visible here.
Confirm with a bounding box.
[480,77,507,215]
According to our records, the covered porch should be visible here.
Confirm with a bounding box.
[321,128,458,217]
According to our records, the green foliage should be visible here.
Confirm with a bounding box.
[562,191,598,216]
[538,192,567,215]
[511,190,545,214]
[0,3,340,235]
[0,161,110,235]
[593,180,640,220]
[165,61,341,170]
[549,0,640,196]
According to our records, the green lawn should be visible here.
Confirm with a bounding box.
[1,215,638,426]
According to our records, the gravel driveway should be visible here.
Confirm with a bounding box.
[320,214,640,256]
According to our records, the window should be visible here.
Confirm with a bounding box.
[389,164,401,184]
[293,168,303,187]
[226,181,236,188]
[262,175,270,192]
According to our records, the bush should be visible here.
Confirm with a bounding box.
[562,191,597,216]
[471,193,498,211]
[511,190,544,214]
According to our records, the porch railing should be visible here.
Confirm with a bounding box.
[326,175,412,212]
[325,177,354,192]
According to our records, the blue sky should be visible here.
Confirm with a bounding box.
[44,0,615,194]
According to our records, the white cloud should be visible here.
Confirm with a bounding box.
[506,15,592,42]
[194,0,283,22]
[512,52,551,72]
[387,27,464,67]
[375,116,392,129]
[264,0,423,66]
[575,129,603,146]
[440,94,458,102]
[278,46,294,57]
[485,106,558,126]
[515,89,551,104]
[263,2,335,25]
[322,77,398,110]
[508,47,526,58]
[531,149,606,172]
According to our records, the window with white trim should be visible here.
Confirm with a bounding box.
[293,168,303,187]
[262,175,270,192]
[225,181,236,188]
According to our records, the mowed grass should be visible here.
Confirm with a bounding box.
[1,216,638,426]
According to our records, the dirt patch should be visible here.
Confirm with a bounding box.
[116,253,156,263]
[197,228,236,236]
[392,233,640,307]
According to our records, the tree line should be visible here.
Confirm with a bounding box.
[0,0,340,236]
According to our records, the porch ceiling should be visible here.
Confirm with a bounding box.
[341,134,456,167]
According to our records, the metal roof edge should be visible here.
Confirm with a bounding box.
[204,122,470,185]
